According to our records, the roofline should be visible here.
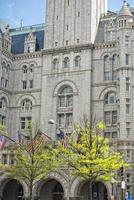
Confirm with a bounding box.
[9,23,45,36]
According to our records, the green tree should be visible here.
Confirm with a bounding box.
[57,121,127,200]
[0,124,60,200]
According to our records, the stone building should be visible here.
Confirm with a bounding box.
[0,0,134,199]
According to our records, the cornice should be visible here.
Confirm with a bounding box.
[117,66,134,71]
[1,49,14,60]
[92,81,117,87]
[42,44,94,55]
[93,41,117,50]
[0,88,41,96]
[14,51,42,61]
[11,89,41,95]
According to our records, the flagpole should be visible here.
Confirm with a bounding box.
[0,133,16,143]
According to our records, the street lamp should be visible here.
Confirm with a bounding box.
[48,119,70,200]
[111,177,115,199]
[48,119,57,125]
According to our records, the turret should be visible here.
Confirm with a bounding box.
[116,0,133,29]
[116,1,134,139]
[2,25,12,52]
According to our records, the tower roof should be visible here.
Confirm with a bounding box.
[119,0,133,16]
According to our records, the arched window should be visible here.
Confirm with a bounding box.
[0,97,7,111]
[21,99,32,111]
[74,56,81,67]
[104,92,117,105]
[112,54,117,69]
[29,64,34,73]
[22,65,28,74]
[104,55,111,81]
[57,86,73,128]
[0,97,7,125]
[58,86,73,108]
[104,92,118,138]
[53,58,59,69]
[64,57,70,68]
[112,54,118,80]
[2,61,6,68]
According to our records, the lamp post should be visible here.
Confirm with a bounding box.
[111,178,115,200]
[48,119,70,200]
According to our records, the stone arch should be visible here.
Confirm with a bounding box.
[0,93,10,107]
[70,177,111,199]
[20,62,29,69]
[100,52,111,60]
[0,174,29,198]
[53,80,78,97]
[99,86,117,101]
[33,171,68,197]
[29,61,37,67]
[1,59,7,66]
[16,94,37,107]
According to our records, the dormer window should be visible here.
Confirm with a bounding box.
[24,31,36,53]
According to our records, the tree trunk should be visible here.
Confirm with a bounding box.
[89,181,92,200]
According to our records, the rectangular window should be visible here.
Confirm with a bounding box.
[20,117,31,130]
[66,113,72,127]
[77,39,80,44]
[0,115,6,125]
[104,72,111,81]
[126,150,131,161]
[66,40,69,45]
[126,83,130,91]
[104,112,110,125]
[113,71,117,80]
[126,104,130,114]
[22,81,27,89]
[126,128,130,137]
[112,132,118,138]
[1,77,4,87]
[59,97,65,107]
[112,111,117,125]
[2,154,8,164]
[125,54,130,65]
[126,174,131,183]
[66,95,73,107]
[58,114,64,127]
[126,77,130,82]
[126,98,130,103]
[30,80,33,89]
[5,80,8,88]
[20,117,25,129]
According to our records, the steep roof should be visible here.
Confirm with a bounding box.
[119,0,133,16]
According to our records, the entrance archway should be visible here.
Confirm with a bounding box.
[40,179,64,200]
[79,181,108,200]
[2,179,24,200]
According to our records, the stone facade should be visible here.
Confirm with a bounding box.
[0,0,134,199]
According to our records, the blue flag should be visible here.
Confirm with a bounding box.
[129,193,132,200]
[59,130,65,140]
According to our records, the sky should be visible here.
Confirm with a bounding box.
[0,0,134,28]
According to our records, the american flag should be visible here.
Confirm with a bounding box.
[0,134,6,150]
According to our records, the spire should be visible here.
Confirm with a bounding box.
[119,0,132,16]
